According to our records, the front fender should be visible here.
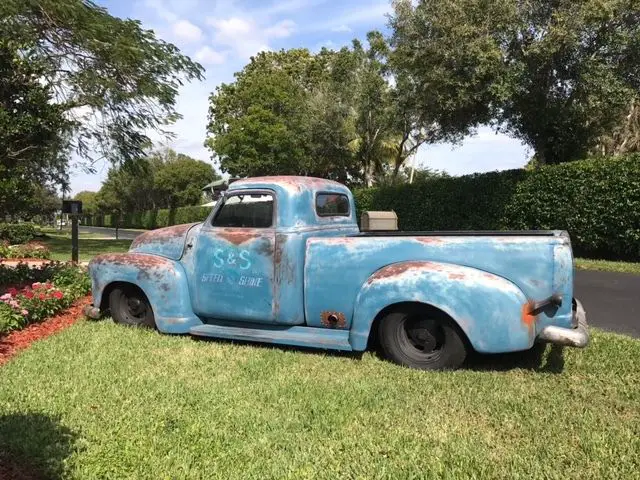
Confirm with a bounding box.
[349,261,535,353]
[88,253,202,333]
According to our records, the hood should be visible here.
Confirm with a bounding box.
[129,223,201,260]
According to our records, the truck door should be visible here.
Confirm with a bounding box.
[191,190,276,323]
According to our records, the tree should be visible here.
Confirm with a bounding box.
[1,0,204,166]
[207,49,317,179]
[390,0,640,165]
[0,43,71,218]
[73,191,98,216]
[153,149,217,209]
[94,148,217,220]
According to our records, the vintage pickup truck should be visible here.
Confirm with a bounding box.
[85,176,588,370]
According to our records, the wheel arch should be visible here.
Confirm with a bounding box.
[88,253,202,334]
[367,301,473,353]
[349,261,535,353]
[100,281,152,314]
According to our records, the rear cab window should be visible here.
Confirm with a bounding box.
[212,192,274,228]
[316,193,350,217]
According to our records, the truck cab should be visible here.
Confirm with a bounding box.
[86,176,588,370]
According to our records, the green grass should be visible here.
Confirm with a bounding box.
[575,258,640,275]
[1,322,639,479]
[40,234,132,261]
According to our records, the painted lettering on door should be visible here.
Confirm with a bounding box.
[213,249,251,270]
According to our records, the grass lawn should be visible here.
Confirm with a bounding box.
[1,321,638,479]
[575,258,640,275]
[40,234,132,262]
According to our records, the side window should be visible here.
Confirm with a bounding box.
[316,193,350,217]
[212,193,274,228]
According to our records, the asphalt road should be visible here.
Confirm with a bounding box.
[79,226,143,240]
[575,270,639,338]
[76,225,639,338]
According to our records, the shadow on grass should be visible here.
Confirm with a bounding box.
[465,343,566,373]
[190,333,565,373]
[0,413,78,480]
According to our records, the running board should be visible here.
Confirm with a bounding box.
[189,322,353,351]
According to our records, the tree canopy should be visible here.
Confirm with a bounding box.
[390,0,640,165]
[1,0,203,219]
[206,38,440,186]
[94,149,217,217]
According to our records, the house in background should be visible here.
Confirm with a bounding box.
[201,177,240,206]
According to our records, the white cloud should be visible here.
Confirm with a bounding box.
[172,19,203,43]
[331,24,352,33]
[414,127,530,176]
[264,19,296,39]
[206,16,294,59]
[143,0,177,22]
[194,46,226,65]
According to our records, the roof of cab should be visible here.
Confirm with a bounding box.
[228,176,349,194]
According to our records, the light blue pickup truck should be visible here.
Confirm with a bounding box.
[85,176,588,370]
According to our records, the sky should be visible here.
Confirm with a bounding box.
[69,0,531,195]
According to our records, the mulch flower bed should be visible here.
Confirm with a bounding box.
[0,295,90,366]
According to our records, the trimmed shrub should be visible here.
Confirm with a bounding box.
[0,223,38,244]
[354,170,525,231]
[502,155,640,260]
[355,154,640,261]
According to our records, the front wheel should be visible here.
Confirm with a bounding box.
[109,286,156,328]
[378,306,467,370]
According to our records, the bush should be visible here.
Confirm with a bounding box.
[0,223,38,244]
[502,155,640,260]
[354,154,640,261]
[0,264,91,336]
[0,262,67,289]
[3,241,51,260]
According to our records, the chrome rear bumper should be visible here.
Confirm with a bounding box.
[537,299,589,348]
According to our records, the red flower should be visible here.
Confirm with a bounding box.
[53,291,64,300]
[23,290,34,299]
[7,288,18,296]
[38,293,46,301]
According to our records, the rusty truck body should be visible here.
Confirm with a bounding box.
[85,176,589,370]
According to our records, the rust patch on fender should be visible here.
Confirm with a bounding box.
[448,273,465,280]
[131,223,197,248]
[415,237,444,245]
[217,229,260,245]
[92,253,169,269]
[320,311,346,328]
[522,301,537,330]
[367,261,442,284]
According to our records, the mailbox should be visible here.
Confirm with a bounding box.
[62,200,82,215]
[360,211,398,231]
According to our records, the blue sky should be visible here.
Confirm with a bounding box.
[69,0,530,194]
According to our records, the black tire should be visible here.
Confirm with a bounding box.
[378,306,467,370]
[108,286,156,328]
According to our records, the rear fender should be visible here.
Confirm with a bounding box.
[349,261,534,353]
[88,253,202,333]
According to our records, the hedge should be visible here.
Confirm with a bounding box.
[0,223,38,244]
[81,206,211,230]
[354,154,640,261]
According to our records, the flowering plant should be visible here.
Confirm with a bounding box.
[0,283,70,334]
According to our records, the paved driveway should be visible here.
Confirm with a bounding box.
[575,270,639,338]
[79,226,143,240]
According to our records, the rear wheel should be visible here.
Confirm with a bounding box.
[108,286,155,328]
[378,306,467,370]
